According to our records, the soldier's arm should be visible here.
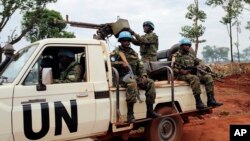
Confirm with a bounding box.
[54,64,82,83]
[118,51,129,67]
[194,57,202,66]
[63,64,83,83]
[131,37,140,46]
[134,33,158,45]
[110,48,124,66]
[137,60,147,77]
[172,54,186,75]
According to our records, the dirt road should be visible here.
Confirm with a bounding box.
[182,73,250,141]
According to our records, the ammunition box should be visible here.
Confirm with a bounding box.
[111,19,130,37]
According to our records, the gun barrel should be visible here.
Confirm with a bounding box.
[67,21,102,29]
[54,15,103,29]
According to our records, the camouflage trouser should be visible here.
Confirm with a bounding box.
[177,74,214,95]
[141,55,157,62]
[122,77,156,104]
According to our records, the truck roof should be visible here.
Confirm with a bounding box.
[32,38,103,46]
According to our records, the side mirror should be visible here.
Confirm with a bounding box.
[36,68,52,91]
[42,68,53,84]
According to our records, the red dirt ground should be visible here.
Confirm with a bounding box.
[182,73,250,141]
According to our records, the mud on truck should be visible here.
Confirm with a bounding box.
[0,17,213,141]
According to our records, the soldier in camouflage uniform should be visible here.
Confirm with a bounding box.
[111,31,160,123]
[129,21,158,62]
[172,38,223,110]
[54,49,83,83]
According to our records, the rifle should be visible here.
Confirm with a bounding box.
[196,66,224,82]
[178,64,224,82]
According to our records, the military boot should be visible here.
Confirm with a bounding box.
[146,104,161,118]
[127,103,135,123]
[207,93,223,107]
[194,94,207,110]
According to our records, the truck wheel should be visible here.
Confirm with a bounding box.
[145,107,183,141]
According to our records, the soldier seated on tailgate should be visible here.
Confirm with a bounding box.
[54,49,83,83]
[110,31,161,123]
[172,38,223,110]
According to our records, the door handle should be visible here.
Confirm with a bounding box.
[77,92,88,97]
[21,99,46,104]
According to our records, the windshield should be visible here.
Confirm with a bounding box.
[0,44,37,83]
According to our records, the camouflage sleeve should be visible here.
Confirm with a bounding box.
[55,64,83,83]
[131,37,140,46]
[137,60,147,77]
[194,57,202,65]
[73,64,83,82]
[172,54,182,75]
[64,64,82,83]
[134,33,158,45]
[110,48,122,66]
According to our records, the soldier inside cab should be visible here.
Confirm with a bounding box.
[53,49,83,83]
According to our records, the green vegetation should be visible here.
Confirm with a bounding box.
[23,9,75,43]
[180,0,207,56]
[201,45,250,63]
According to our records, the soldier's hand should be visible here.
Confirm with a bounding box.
[179,69,190,75]
[128,28,135,35]
[142,75,148,83]
[137,75,148,89]
[120,61,129,68]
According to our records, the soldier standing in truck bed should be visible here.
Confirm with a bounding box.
[129,21,158,62]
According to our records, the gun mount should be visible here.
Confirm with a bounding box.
[55,15,130,40]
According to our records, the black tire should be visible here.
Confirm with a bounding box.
[145,107,183,141]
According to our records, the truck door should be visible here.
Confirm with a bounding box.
[12,45,96,141]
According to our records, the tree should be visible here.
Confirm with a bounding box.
[0,0,57,44]
[242,46,250,61]
[206,0,244,62]
[234,19,241,62]
[246,21,250,39]
[202,45,214,63]
[0,0,57,63]
[180,0,207,56]
[217,47,229,62]
[23,9,75,42]
[202,45,229,63]
[246,21,250,29]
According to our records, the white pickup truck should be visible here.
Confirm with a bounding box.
[0,38,211,141]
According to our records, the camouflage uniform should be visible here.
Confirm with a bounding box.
[111,45,156,104]
[172,49,214,96]
[55,62,82,83]
[132,32,158,62]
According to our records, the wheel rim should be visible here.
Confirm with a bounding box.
[158,117,176,140]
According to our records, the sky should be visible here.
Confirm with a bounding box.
[1,0,250,58]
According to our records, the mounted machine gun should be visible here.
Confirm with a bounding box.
[55,15,130,40]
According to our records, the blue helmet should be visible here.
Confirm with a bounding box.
[179,38,192,46]
[118,31,132,42]
[143,21,154,30]
[58,49,75,58]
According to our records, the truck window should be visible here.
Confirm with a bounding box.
[0,44,37,83]
[23,46,86,85]
[23,61,39,85]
